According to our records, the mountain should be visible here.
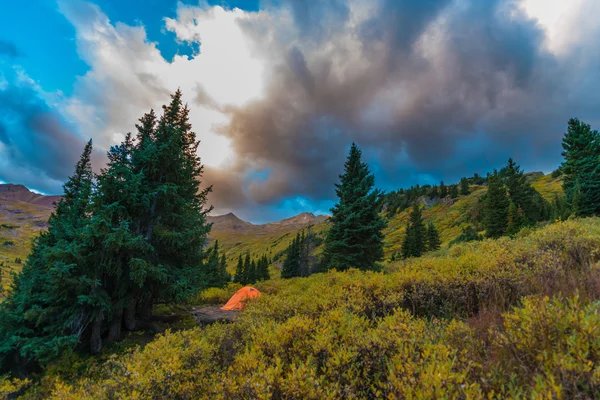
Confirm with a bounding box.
[207,212,254,231]
[265,212,329,228]
[0,186,58,279]
[0,184,61,209]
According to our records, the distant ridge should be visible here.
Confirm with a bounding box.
[265,212,328,228]
[208,211,329,231]
[207,212,254,231]
[0,184,61,209]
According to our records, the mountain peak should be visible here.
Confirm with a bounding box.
[0,183,60,209]
[267,212,329,227]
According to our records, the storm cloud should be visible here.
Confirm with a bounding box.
[212,0,599,209]
[3,0,600,221]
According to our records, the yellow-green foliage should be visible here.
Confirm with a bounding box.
[531,173,563,200]
[12,218,600,399]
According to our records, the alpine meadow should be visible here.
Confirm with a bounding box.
[1,1,600,399]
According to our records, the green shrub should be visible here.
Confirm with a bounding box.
[10,218,600,398]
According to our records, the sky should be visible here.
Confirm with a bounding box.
[1,0,599,223]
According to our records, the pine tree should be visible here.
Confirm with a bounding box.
[439,181,447,198]
[401,204,427,258]
[321,143,386,271]
[506,201,527,236]
[460,177,470,195]
[256,255,270,281]
[484,170,509,238]
[219,254,230,286]
[429,185,439,199]
[131,90,213,321]
[502,158,546,224]
[243,253,252,284]
[427,222,441,251]
[281,233,301,278]
[0,140,95,369]
[449,185,459,199]
[571,182,583,217]
[234,255,244,283]
[561,118,600,216]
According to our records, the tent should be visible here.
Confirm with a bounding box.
[220,286,261,311]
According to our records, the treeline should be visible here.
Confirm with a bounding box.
[233,253,270,285]
[483,117,600,238]
[383,175,478,216]
[0,91,215,373]
[281,144,387,277]
[280,228,321,278]
[204,241,230,288]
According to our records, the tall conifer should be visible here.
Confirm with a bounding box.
[321,143,386,271]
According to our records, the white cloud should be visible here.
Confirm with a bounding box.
[57,0,267,168]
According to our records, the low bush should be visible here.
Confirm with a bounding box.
[5,218,600,398]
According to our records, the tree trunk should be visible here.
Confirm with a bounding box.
[124,297,137,331]
[138,295,153,321]
[107,306,123,342]
[90,309,104,355]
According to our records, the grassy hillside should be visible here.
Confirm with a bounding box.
[0,199,52,292]
[9,217,600,398]
[0,173,563,286]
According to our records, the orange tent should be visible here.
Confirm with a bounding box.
[220,286,261,311]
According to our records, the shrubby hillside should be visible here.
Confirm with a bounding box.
[5,218,599,398]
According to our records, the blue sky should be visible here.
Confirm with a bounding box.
[1,0,600,223]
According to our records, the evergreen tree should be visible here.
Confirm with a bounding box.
[234,255,244,283]
[281,233,300,278]
[484,170,509,238]
[426,222,441,251]
[243,253,252,284]
[571,182,583,217]
[561,118,600,216]
[460,177,470,195]
[449,185,459,199]
[321,143,386,271]
[439,181,447,198]
[256,255,270,281]
[219,254,230,286]
[551,194,570,221]
[401,204,427,258]
[248,259,257,284]
[502,158,546,224]
[429,185,439,199]
[0,140,95,370]
[506,201,527,236]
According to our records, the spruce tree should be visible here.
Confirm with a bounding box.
[460,177,470,195]
[561,118,600,216]
[449,185,459,199]
[439,181,447,198]
[506,201,527,236]
[321,143,386,271]
[484,170,509,238]
[132,90,213,319]
[427,222,441,251]
[234,255,244,283]
[243,253,251,284]
[219,254,230,286]
[401,204,427,258]
[502,158,545,224]
[401,222,413,259]
[281,233,300,278]
[0,140,95,369]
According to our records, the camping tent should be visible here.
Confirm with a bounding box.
[220,286,261,311]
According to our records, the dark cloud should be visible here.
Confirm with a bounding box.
[0,68,103,194]
[0,40,21,58]
[212,0,600,208]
